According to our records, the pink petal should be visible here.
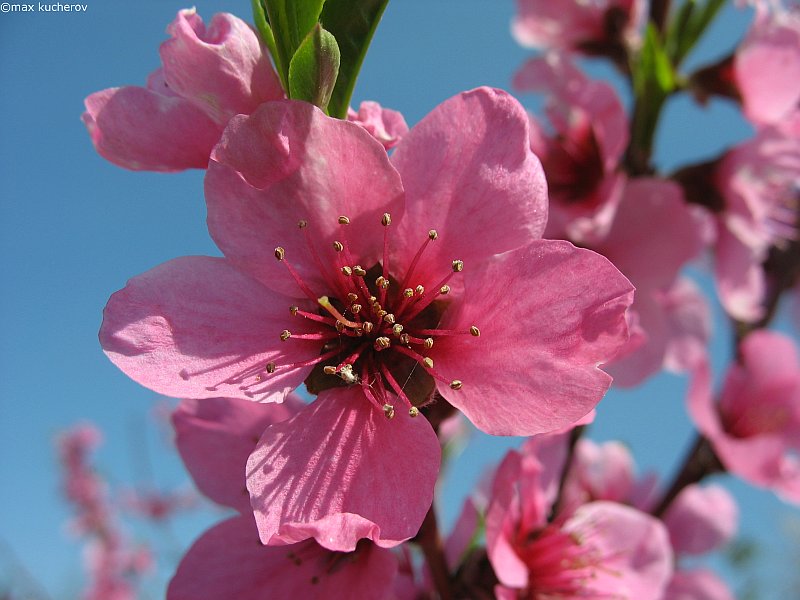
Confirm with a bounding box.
[714,225,766,322]
[172,396,303,513]
[206,100,405,298]
[664,569,735,600]
[565,502,673,600]
[160,9,283,124]
[100,256,320,401]
[168,516,397,600]
[562,439,636,510]
[663,484,738,555]
[347,101,409,150]
[391,87,548,274]
[434,240,634,436]
[82,87,222,171]
[246,389,440,551]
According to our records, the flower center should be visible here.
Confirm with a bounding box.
[269,213,479,419]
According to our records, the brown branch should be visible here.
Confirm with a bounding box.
[414,505,453,600]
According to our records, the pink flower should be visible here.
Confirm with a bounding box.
[100,88,634,550]
[486,435,673,599]
[592,179,710,385]
[663,484,738,556]
[347,101,409,150]
[169,397,397,600]
[735,2,800,126]
[514,55,628,242]
[688,330,800,503]
[512,0,646,58]
[713,114,800,321]
[664,569,736,600]
[82,8,283,171]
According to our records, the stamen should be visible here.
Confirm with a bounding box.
[422,357,434,369]
[470,326,480,337]
[382,404,395,420]
[450,380,463,390]
[399,231,438,292]
[266,362,276,373]
[347,292,359,302]
[380,363,414,410]
[333,241,344,252]
[452,259,464,272]
[318,296,360,329]
[280,330,291,341]
[341,266,353,276]
[352,266,367,277]
[363,322,374,334]
[381,213,392,227]
[381,213,391,305]
[440,285,451,295]
[383,313,396,324]
[274,249,320,303]
[290,308,336,326]
[297,220,308,228]
[392,324,404,336]
[374,336,391,351]
[338,215,351,225]
[409,407,420,417]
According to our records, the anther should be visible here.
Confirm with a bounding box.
[347,293,359,302]
[363,322,375,334]
[440,285,451,295]
[274,247,285,261]
[289,306,298,316]
[266,362,276,373]
[323,365,337,375]
[280,330,291,341]
[424,338,434,349]
[404,288,414,298]
[352,265,367,277]
[338,215,351,225]
[392,324,404,336]
[470,325,480,337]
[376,276,389,289]
[452,260,464,272]
[415,285,425,295]
[428,229,438,240]
[409,407,420,418]
[399,333,411,345]
[335,321,345,332]
[333,241,344,252]
[374,336,391,350]
[377,309,388,320]
[383,404,395,420]
[369,295,377,304]
[297,220,308,228]
[341,266,353,276]
[381,213,392,226]
[450,380,463,390]
[383,313,396,325]
[351,304,362,314]
[422,357,434,369]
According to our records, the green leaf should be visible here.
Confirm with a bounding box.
[665,0,726,66]
[288,24,341,111]
[251,0,283,88]
[319,0,390,119]
[264,0,327,90]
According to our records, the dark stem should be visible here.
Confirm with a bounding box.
[649,0,671,33]
[651,435,723,517]
[551,425,585,518]
[415,505,453,600]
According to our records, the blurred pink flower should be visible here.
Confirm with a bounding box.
[486,435,673,599]
[514,54,628,242]
[512,0,646,59]
[735,2,800,126]
[83,8,283,171]
[689,330,800,503]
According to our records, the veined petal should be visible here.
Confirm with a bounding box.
[391,87,548,273]
[434,240,633,436]
[100,256,319,401]
[206,100,405,297]
[246,389,440,552]
[172,396,303,513]
[167,516,397,600]
[82,87,221,171]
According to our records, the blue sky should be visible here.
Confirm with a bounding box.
[1,0,798,597]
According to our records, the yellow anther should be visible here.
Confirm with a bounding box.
[338,215,351,225]
[333,241,344,252]
[353,265,367,277]
[409,406,420,418]
[452,260,464,272]
[382,213,392,226]
[428,229,438,240]
[323,365,337,375]
[399,333,411,345]
[383,313,396,324]
[383,404,395,420]
[424,338,434,349]
[470,325,480,337]
[422,357,434,369]
[351,304,362,314]
[392,324,404,336]
[363,321,375,334]
[297,220,308,228]
[341,266,353,276]
[289,305,298,316]
[374,336,391,350]
[377,309,387,319]
[415,285,425,295]
[266,362,276,374]
[274,247,285,261]
[347,292,359,302]
[450,380,463,390]
[404,288,414,298]
[280,330,291,341]
[440,285,451,295]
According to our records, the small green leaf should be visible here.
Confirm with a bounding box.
[288,24,341,111]
[251,0,282,88]
[264,0,327,90]
[320,0,389,119]
[665,0,726,66]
